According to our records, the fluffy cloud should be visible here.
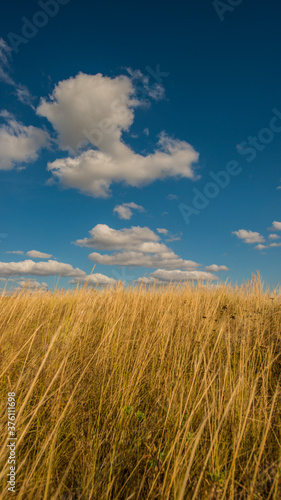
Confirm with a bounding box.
[205,264,229,272]
[47,133,199,198]
[75,224,160,250]
[75,224,200,270]
[269,242,281,248]
[0,116,48,170]
[0,260,85,278]
[26,250,52,259]
[89,250,199,270]
[268,221,281,231]
[232,229,265,244]
[268,234,280,240]
[69,274,117,286]
[37,72,199,197]
[37,72,137,152]
[113,202,145,220]
[136,269,217,284]
[255,244,267,251]
[157,228,168,234]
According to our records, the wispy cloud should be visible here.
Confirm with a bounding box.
[0,38,34,106]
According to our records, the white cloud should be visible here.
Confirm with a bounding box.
[136,269,217,284]
[69,274,116,286]
[232,229,265,244]
[268,221,281,231]
[269,242,281,248]
[88,250,199,270]
[0,116,48,170]
[37,72,137,152]
[75,224,160,250]
[268,234,280,240]
[76,224,200,271]
[255,244,267,250]
[205,264,229,272]
[46,132,199,198]
[113,202,145,220]
[157,228,168,234]
[0,259,85,278]
[37,72,199,197]
[26,250,52,259]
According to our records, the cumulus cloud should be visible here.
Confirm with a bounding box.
[75,224,160,250]
[75,224,200,271]
[205,264,229,272]
[232,229,265,244]
[113,202,145,220]
[69,273,117,286]
[0,116,48,170]
[268,234,280,240]
[157,228,168,234]
[269,242,281,248]
[26,250,52,259]
[46,132,199,198]
[0,259,85,278]
[255,244,267,251]
[136,269,217,284]
[88,250,199,270]
[268,221,281,231]
[37,72,137,152]
[37,72,199,197]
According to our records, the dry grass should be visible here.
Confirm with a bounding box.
[0,274,281,499]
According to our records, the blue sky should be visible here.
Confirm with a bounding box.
[0,0,280,291]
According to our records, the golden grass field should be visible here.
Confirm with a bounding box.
[0,274,280,499]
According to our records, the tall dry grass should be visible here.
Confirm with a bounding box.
[0,274,280,499]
